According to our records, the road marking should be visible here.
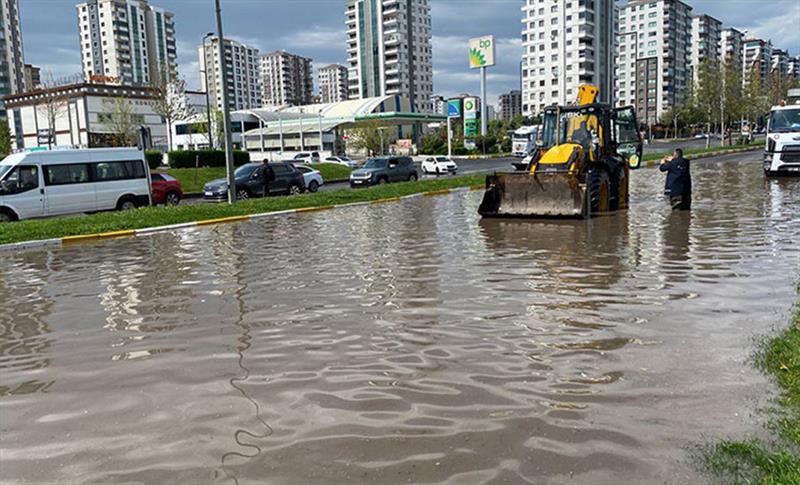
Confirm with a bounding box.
[295,205,335,213]
[62,229,136,244]
[370,196,401,204]
[196,215,250,226]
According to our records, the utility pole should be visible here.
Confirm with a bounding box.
[214,0,236,204]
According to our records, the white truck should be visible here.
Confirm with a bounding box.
[764,103,800,176]
[511,125,541,157]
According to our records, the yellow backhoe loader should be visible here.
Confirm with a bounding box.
[479,85,643,218]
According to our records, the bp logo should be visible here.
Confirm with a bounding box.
[468,35,496,69]
[465,99,474,111]
[469,48,487,67]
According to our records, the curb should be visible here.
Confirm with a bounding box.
[642,147,759,167]
[0,185,488,253]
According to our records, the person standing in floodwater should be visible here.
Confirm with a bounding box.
[659,148,692,210]
[262,161,275,197]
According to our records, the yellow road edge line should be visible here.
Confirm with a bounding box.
[62,229,136,244]
[196,215,250,226]
[470,184,485,191]
[295,205,335,214]
[370,196,401,204]
[423,189,452,196]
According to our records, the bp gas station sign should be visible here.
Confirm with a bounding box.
[463,97,479,149]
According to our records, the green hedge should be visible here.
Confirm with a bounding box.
[168,150,250,169]
[145,150,163,170]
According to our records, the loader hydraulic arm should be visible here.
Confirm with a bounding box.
[576,84,599,106]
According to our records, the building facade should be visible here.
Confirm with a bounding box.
[429,95,445,115]
[521,0,616,116]
[199,36,262,112]
[76,0,177,86]
[0,0,25,116]
[261,50,313,107]
[499,90,522,121]
[690,14,721,87]
[318,63,348,104]
[719,28,744,68]
[4,83,168,151]
[743,38,773,86]
[617,0,693,125]
[23,64,41,91]
[771,49,789,77]
[345,0,433,113]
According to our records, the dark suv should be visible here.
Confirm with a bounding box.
[349,156,418,188]
[203,162,305,201]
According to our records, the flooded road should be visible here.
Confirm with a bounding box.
[1,153,798,484]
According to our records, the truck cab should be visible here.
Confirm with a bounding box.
[764,104,800,175]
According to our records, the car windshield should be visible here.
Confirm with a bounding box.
[296,166,310,173]
[435,157,450,162]
[363,158,387,169]
[294,153,308,159]
[769,108,800,133]
[234,165,258,178]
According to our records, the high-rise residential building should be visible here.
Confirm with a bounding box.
[261,50,313,107]
[199,36,261,112]
[499,89,522,121]
[0,0,25,116]
[76,0,177,86]
[616,0,693,126]
[690,14,721,86]
[520,0,616,116]
[23,64,41,90]
[317,63,348,104]
[429,95,446,115]
[788,57,800,79]
[743,38,773,85]
[771,49,790,77]
[719,28,744,68]
[345,0,433,113]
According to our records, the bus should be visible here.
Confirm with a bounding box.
[511,125,541,157]
[0,147,151,222]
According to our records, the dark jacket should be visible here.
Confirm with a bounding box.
[660,156,691,196]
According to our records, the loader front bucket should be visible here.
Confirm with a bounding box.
[478,171,587,218]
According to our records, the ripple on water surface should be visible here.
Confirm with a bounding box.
[0,158,798,484]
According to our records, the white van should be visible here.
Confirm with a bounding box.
[0,147,151,222]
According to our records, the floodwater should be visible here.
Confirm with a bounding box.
[1,154,798,485]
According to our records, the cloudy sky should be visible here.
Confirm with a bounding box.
[20,0,800,106]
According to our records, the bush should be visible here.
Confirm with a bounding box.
[168,150,250,169]
[145,150,163,170]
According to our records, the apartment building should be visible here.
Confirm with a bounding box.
[199,36,261,112]
[743,38,773,85]
[76,0,177,86]
[520,0,616,116]
[345,0,433,113]
[23,64,41,90]
[318,63,348,104]
[616,0,693,126]
[771,49,790,77]
[260,50,313,107]
[690,14,721,86]
[788,57,800,79]
[719,28,744,68]
[499,89,522,121]
[429,95,445,115]
[0,0,25,116]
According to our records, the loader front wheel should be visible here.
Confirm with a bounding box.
[587,168,610,216]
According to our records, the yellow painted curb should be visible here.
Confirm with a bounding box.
[470,184,485,191]
[196,215,250,226]
[295,205,335,214]
[370,196,401,204]
[62,229,136,244]
[423,189,452,196]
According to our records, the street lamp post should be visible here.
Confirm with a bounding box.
[201,32,214,150]
[214,0,235,204]
[318,110,323,153]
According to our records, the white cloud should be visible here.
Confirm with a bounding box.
[746,4,800,54]
[279,26,345,51]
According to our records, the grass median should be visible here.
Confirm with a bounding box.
[643,143,758,162]
[166,163,353,194]
[0,174,485,246]
[694,293,800,484]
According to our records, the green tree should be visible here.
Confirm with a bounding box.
[0,118,11,157]
[694,59,722,148]
[347,119,391,156]
[150,66,190,151]
[100,97,139,147]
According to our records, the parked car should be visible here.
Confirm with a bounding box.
[293,164,324,192]
[150,172,183,206]
[203,162,304,201]
[0,147,150,222]
[324,155,358,168]
[349,156,418,188]
[293,152,320,164]
[421,156,458,175]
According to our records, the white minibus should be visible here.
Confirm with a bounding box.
[0,147,151,222]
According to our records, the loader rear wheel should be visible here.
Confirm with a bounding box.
[610,167,628,211]
[587,168,610,216]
